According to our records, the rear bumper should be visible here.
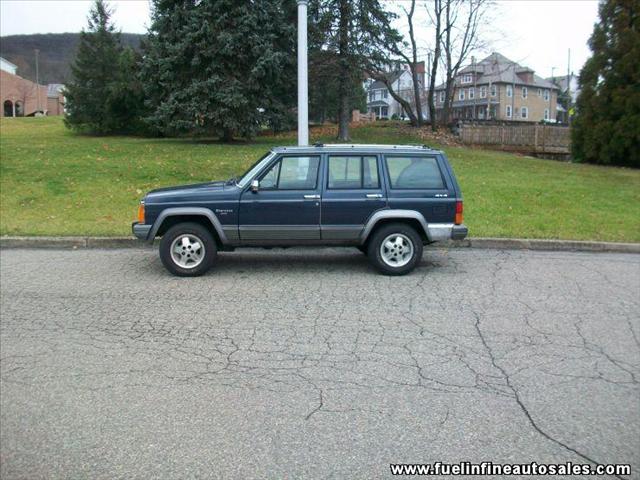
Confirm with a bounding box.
[426,223,468,242]
[132,222,152,241]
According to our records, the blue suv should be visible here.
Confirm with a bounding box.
[133,144,468,276]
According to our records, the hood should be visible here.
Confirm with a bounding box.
[145,180,237,203]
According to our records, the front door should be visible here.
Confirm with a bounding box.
[321,154,386,241]
[239,154,322,243]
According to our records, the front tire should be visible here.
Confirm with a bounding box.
[159,222,217,277]
[367,223,423,276]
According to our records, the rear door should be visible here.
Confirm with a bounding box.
[382,154,456,224]
[321,154,386,241]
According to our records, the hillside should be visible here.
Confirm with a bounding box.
[0,33,144,84]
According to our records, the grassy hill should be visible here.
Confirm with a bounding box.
[1,117,639,241]
[0,33,144,84]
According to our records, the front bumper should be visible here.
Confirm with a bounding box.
[426,223,469,242]
[132,222,152,241]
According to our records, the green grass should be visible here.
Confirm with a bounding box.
[1,117,639,242]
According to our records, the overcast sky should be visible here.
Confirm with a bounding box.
[0,0,599,77]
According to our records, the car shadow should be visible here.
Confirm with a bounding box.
[193,248,446,277]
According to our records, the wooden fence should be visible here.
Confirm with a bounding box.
[459,123,570,155]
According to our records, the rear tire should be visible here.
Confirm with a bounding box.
[159,222,217,277]
[367,223,423,276]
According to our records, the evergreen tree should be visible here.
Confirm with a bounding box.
[64,0,142,134]
[309,0,400,140]
[141,0,296,140]
[571,0,640,167]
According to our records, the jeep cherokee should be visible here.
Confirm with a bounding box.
[132,144,468,276]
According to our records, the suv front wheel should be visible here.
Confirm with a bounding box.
[159,222,217,277]
[367,223,423,276]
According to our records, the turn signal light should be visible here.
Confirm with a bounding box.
[455,201,463,225]
[137,202,145,224]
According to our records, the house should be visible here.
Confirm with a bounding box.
[434,53,559,123]
[0,56,65,117]
[547,73,579,123]
[365,62,426,120]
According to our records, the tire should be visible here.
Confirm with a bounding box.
[159,222,217,277]
[367,223,423,276]
[356,245,368,254]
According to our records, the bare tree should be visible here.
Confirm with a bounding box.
[425,0,444,130]
[440,0,490,126]
[366,0,425,127]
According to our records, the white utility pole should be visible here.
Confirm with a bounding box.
[297,0,309,146]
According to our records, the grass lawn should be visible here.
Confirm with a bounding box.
[1,117,639,242]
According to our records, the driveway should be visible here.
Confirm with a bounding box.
[1,247,639,479]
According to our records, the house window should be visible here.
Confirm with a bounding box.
[382,90,388,99]
[521,106,528,119]
[458,89,465,101]
[522,86,528,98]
[506,85,513,97]
[478,107,485,119]
[544,108,549,120]
[439,91,445,103]
[537,88,542,97]
[491,84,497,97]
[506,105,512,118]
[543,89,550,101]
[480,86,487,98]
[462,74,472,84]
[468,87,475,99]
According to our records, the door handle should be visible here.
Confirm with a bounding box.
[304,194,320,199]
[366,193,383,199]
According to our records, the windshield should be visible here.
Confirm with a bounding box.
[236,151,276,188]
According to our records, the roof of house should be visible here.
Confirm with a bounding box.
[47,83,65,97]
[367,100,390,107]
[0,56,18,69]
[368,70,405,90]
[440,52,558,90]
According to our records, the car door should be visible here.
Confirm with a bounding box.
[383,154,456,224]
[321,154,386,241]
[239,154,322,243]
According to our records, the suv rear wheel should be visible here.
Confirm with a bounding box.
[367,223,423,276]
[159,222,217,277]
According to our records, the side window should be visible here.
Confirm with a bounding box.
[385,156,445,189]
[259,156,320,190]
[328,156,379,189]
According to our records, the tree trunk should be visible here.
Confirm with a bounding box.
[427,0,442,131]
[221,128,234,142]
[336,0,351,141]
[406,0,423,127]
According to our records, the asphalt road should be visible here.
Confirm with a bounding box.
[1,247,639,479]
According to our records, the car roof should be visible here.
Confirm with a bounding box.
[270,144,443,155]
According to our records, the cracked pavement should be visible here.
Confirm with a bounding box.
[1,247,639,479]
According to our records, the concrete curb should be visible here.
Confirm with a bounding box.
[1,235,639,254]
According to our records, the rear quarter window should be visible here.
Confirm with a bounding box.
[385,156,445,189]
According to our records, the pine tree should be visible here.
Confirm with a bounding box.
[571,0,640,167]
[140,0,296,140]
[64,0,141,134]
[309,0,400,140]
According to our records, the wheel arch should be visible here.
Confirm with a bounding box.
[360,210,430,245]
[148,207,227,246]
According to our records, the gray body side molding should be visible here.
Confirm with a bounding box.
[147,207,228,244]
[360,209,430,244]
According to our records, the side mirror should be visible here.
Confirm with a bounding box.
[250,179,259,193]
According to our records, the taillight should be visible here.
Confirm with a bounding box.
[137,202,145,224]
[455,201,463,225]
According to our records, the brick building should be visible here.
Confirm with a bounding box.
[0,57,64,117]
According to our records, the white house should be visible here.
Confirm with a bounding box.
[365,62,427,120]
